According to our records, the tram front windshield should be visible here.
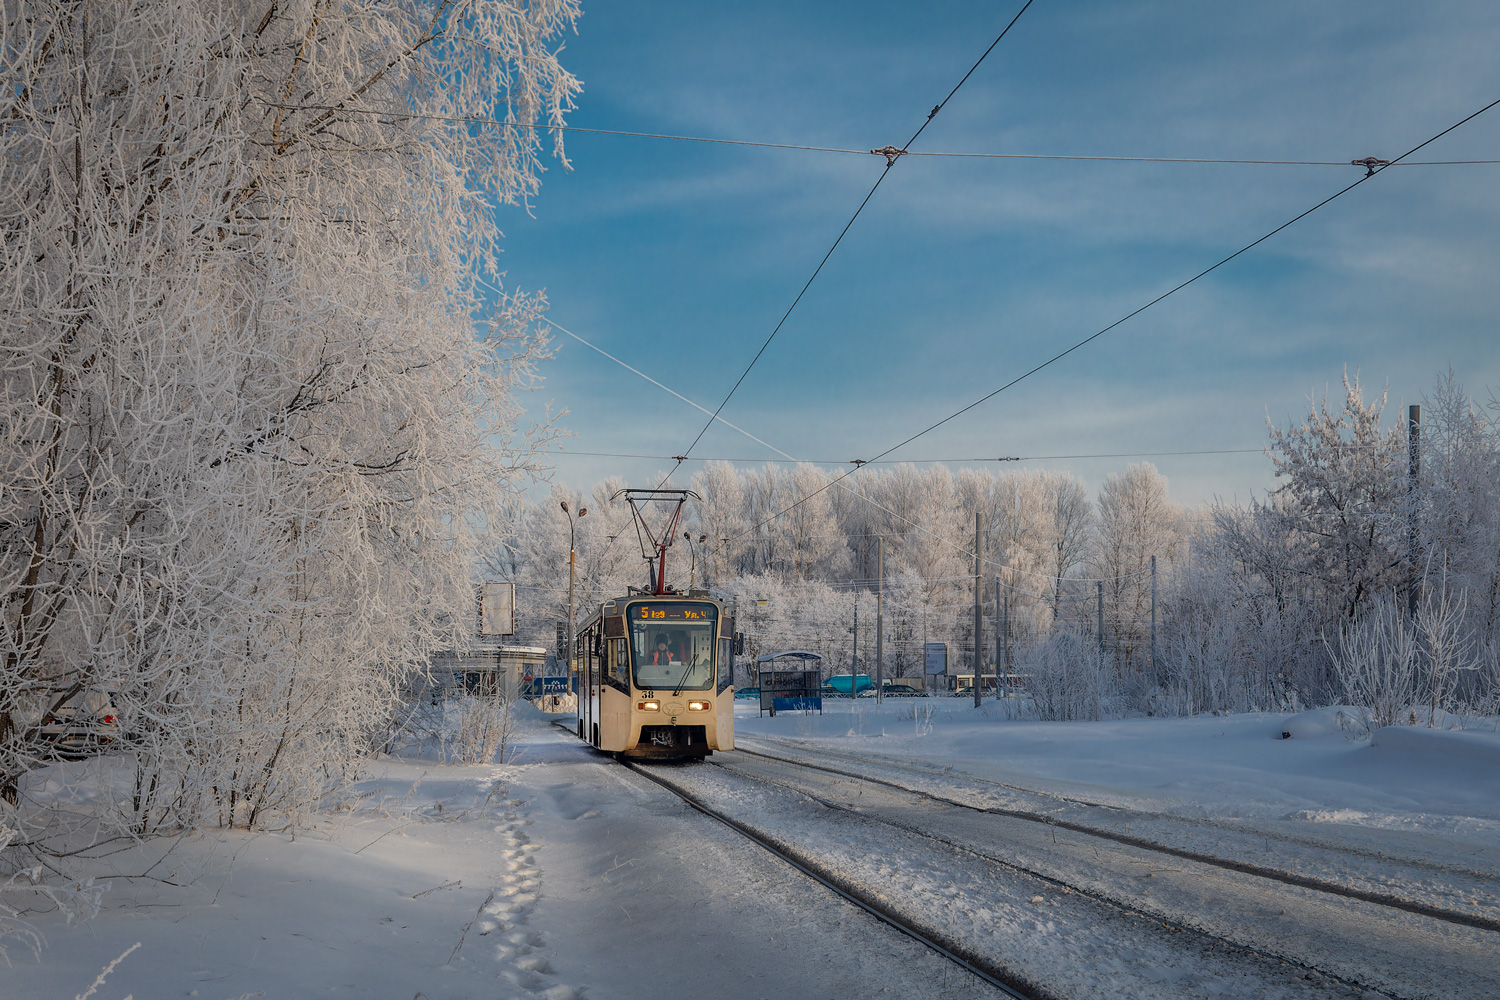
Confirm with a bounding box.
[630,602,717,692]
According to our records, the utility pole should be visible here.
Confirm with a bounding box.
[1408,404,1421,620]
[992,579,1002,699]
[875,536,884,705]
[1150,555,1158,677]
[1096,580,1105,656]
[973,513,983,709]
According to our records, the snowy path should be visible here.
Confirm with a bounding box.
[693,741,1499,999]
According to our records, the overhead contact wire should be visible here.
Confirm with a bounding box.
[731,93,1500,543]
[673,0,1037,468]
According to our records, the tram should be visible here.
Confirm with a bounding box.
[573,489,737,759]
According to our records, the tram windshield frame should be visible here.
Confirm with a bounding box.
[628,601,717,693]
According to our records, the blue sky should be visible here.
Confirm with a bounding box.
[496,0,1500,507]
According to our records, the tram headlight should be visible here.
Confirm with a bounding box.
[687,700,710,712]
[637,700,660,712]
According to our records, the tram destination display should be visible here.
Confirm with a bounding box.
[631,603,716,621]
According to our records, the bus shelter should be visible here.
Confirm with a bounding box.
[756,651,823,717]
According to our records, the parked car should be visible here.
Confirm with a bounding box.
[34,688,121,757]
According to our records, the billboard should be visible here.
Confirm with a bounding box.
[479,582,515,636]
[923,641,948,676]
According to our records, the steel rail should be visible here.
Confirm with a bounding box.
[745,735,1500,879]
[708,751,1417,1000]
[548,722,1041,999]
[733,742,1500,935]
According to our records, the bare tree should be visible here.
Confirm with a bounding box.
[1041,472,1093,625]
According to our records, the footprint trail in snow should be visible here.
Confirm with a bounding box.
[475,798,581,1000]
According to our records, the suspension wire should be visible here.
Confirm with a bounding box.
[550,447,1272,463]
[672,0,1037,470]
[259,106,1499,169]
[728,93,1500,547]
[542,317,1037,578]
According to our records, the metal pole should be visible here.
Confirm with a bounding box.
[992,579,1001,700]
[1097,580,1104,656]
[875,536,884,705]
[567,520,577,728]
[974,512,983,709]
[1003,583,1010,676]
[1150,554,1158,678]
[1408,403,1421,620]
[851,600,859,697]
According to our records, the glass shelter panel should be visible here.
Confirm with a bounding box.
[630,602,717,692]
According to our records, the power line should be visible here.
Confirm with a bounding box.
[733,93,1500,544]
[548,447,1269,464]
[673,0,1037,470]
[260,103,1500,169]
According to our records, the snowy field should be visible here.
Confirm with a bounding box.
[9,700,1500,999]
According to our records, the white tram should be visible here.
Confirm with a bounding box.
[575,593,735,759]
[571,487,737,760]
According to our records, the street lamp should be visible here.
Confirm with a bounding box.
[560,501,587,687]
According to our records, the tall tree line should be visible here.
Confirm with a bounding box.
[501,370,1500,718]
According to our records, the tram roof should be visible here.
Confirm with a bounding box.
[755,650,823,663]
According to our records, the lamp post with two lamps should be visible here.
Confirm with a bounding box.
[560,501,587,689]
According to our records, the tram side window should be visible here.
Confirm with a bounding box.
[610,638,629,687]
[718,638,733,692]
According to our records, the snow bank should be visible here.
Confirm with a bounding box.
[1277,706,1356,740]
[1370,724,1500,766]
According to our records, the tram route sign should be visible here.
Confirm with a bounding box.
[923,641,948,676]
[632,603,715,621]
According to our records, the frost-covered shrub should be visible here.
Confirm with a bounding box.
[1326,597,1418,732]
[448,682,525,767]
[1021,630,1111,722]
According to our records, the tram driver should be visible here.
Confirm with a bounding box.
[649,633,674,666]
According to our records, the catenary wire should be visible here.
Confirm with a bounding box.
[258,104,1500,168]
[671,0,1037,472]
[549,447,1270,463]
[730,93,1500,546]
[541,319,1047,578]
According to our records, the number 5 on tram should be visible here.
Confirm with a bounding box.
[575,595,735,759]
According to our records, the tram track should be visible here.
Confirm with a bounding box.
[733,737,1500,936]
[695,753,1422,1000]
[619,757,1045,1000]
[547,721,1039,998]
[552,721,1497,997]
[746,734,1500,883]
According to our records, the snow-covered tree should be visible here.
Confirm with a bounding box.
[1092,463,1184,668]
[1260,373,1407,623]
[1,0,581,829]
[1041,471,1094,624]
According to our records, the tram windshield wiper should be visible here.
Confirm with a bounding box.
[670,657,704,698]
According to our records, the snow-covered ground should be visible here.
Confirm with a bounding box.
[737,699,1500,851]
[8,700,1499,998]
